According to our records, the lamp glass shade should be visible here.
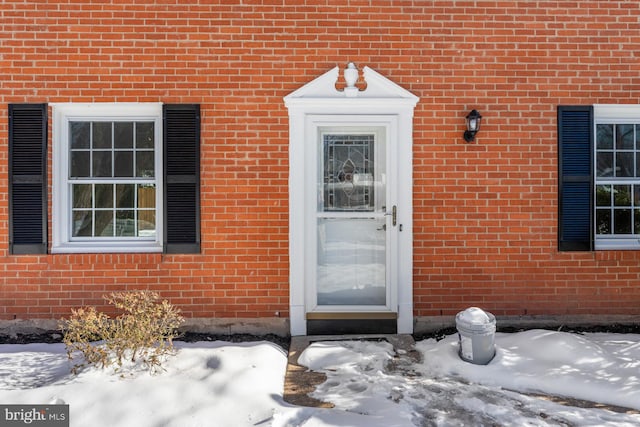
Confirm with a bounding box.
[465,110,482,132]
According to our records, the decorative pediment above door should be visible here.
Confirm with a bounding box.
[284,63,419,104]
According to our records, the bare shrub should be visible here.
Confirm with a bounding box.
[61,290,184,374]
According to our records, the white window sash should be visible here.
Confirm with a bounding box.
[51,103,163,253]
[593,104,640,250]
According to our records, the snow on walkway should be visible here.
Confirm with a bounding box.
[0,330,639,426]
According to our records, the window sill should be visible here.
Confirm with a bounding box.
[594,238,640,251]
[51,242,163,254]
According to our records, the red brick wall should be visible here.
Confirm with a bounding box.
[1,1,639,322]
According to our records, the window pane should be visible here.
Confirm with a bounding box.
[616,124,634,149]
[72,211,92,237]
[596,152,613,177]
[136,151,154,177]
[138,185,155,208]
[136,122,154,149]
[596,209,611,234]
[138,210,156,237]
[114,122,133,149]
[595,185,611,207]
[61,106,161,246]
[596,124,613,149]
[95,184,113,209]
[614,209,632,234]
[116,210,135,236]
[71,152,90,177]
[70,122,90,149]
[596,121,640,240]
[92,122,112,149]
[116,184,134,208]
[93,151,112,177]
[72,184,92,209]
[95,211,114,236]
[114,151,133,177]
[614,185,631,206]
[616,152,634,177]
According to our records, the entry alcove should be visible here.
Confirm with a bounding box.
[284,64,418,336]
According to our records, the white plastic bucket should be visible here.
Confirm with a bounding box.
[455,307,496,365]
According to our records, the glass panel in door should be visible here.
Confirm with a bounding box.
[316,131,387,306]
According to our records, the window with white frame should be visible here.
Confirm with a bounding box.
[52,103,163,253]
[594,105,640,249]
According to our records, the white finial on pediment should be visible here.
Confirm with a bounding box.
[344,62,359,97]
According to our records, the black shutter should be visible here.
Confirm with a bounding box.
[558,105,593,251]
[8,104,48,255]
[163,104,201,254]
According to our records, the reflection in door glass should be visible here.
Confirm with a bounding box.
[317,218,386,305]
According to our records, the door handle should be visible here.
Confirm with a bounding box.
[384,205,397,226]
[392,205,397,226]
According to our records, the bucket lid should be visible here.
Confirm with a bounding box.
[456,307,495,326]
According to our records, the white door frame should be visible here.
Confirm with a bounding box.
[284,65,419,336]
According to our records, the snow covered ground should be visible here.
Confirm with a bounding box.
[1,329,639,426]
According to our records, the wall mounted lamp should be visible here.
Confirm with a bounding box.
[463,109,482,142]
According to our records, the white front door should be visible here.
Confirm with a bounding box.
[310,126,398,314]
